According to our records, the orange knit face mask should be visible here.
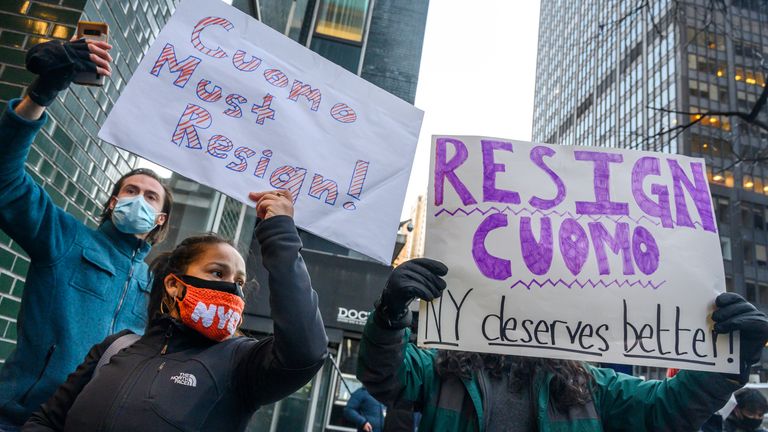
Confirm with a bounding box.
[172,274,245,342]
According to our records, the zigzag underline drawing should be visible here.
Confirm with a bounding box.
[434,206,706,228]
[510,278,666,290]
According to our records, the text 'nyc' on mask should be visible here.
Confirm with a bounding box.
[112,195,159,234]
[173,274,245,342]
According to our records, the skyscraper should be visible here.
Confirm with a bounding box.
[532,0,767,377]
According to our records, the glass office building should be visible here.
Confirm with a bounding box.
[532,0,768,378]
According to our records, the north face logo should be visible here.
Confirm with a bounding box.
[170,372,197,387]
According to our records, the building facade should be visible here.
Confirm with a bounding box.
[532,0,768,378]
[394,194,427,266]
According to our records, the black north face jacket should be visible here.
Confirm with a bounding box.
[23,216,328,431]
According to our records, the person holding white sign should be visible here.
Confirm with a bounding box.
[358,259,768,431]
[0,39,173,430]
[22,190,328,431]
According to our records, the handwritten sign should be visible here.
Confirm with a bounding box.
[99,0,423,264]
[417,135,737,373]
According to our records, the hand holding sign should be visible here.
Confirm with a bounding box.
[375,258,447,329]
[249,190,294,220]
[713,293,768,382]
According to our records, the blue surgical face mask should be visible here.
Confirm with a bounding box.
[111,195,160,234]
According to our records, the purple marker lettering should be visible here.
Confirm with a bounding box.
[434,138,477,206]
[558,218,589,276]
[667,159,716,232]
[631,157,674,228]
[482,140,520,204]
[632,226,660,275]
[472,213,511,280]
[575,151,629,215]
[520,217,553,275]
[588,221,634,275]
[528,146,566,210]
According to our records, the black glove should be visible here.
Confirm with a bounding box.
[375,258,448,329]
[25,39,97,106]
[713,292,768,382]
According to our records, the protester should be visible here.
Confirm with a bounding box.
[0,38,174,429]
[344,386,385,432]
[22,189,328,430]
[357,258,768,431]
[702,388,768,432]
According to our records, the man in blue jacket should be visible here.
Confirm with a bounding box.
[0,38,173,430]
[344,387,385,432]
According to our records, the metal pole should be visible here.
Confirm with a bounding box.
[328,354,354,396]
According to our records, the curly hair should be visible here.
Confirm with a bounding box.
[435,351,593,410]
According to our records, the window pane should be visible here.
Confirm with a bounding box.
[314,0,370,43]
[721,237,732,261]
[309,36,362,72]
[758,245,768,267]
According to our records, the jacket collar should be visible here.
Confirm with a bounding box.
[147,315,216,344]
[98,219,152,260]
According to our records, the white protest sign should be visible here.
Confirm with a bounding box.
[98,0,423,264]
[418,135,737,373]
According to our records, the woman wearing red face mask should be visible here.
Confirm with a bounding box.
[22,190,328,432]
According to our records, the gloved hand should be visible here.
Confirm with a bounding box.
[713,292,768,382]
[375,258,448,329]
[25,38,110,106]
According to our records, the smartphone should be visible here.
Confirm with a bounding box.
[73,21,109,86]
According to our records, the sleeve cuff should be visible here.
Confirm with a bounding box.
[3,98,48,130]
[256,215,299,246]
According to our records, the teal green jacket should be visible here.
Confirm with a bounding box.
[358,312,743,432]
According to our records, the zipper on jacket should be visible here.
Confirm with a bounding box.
[160,324,174,355]
[19,344,56,404]
[110,248,138,333]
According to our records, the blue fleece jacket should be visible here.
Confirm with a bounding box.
[0,99,152,424]
[344,388,385,432]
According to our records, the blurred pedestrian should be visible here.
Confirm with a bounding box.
[702,388,768,432]
[0,38,174,430]
[22,190,328,431]
[344,387,385,432]
[358,258,768,431]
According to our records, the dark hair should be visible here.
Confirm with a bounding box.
[736,388,768,413]
[435,351,593,410]
[147,233,235,325]
[100,168,173,245]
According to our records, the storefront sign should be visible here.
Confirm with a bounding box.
[418,135,736,373]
